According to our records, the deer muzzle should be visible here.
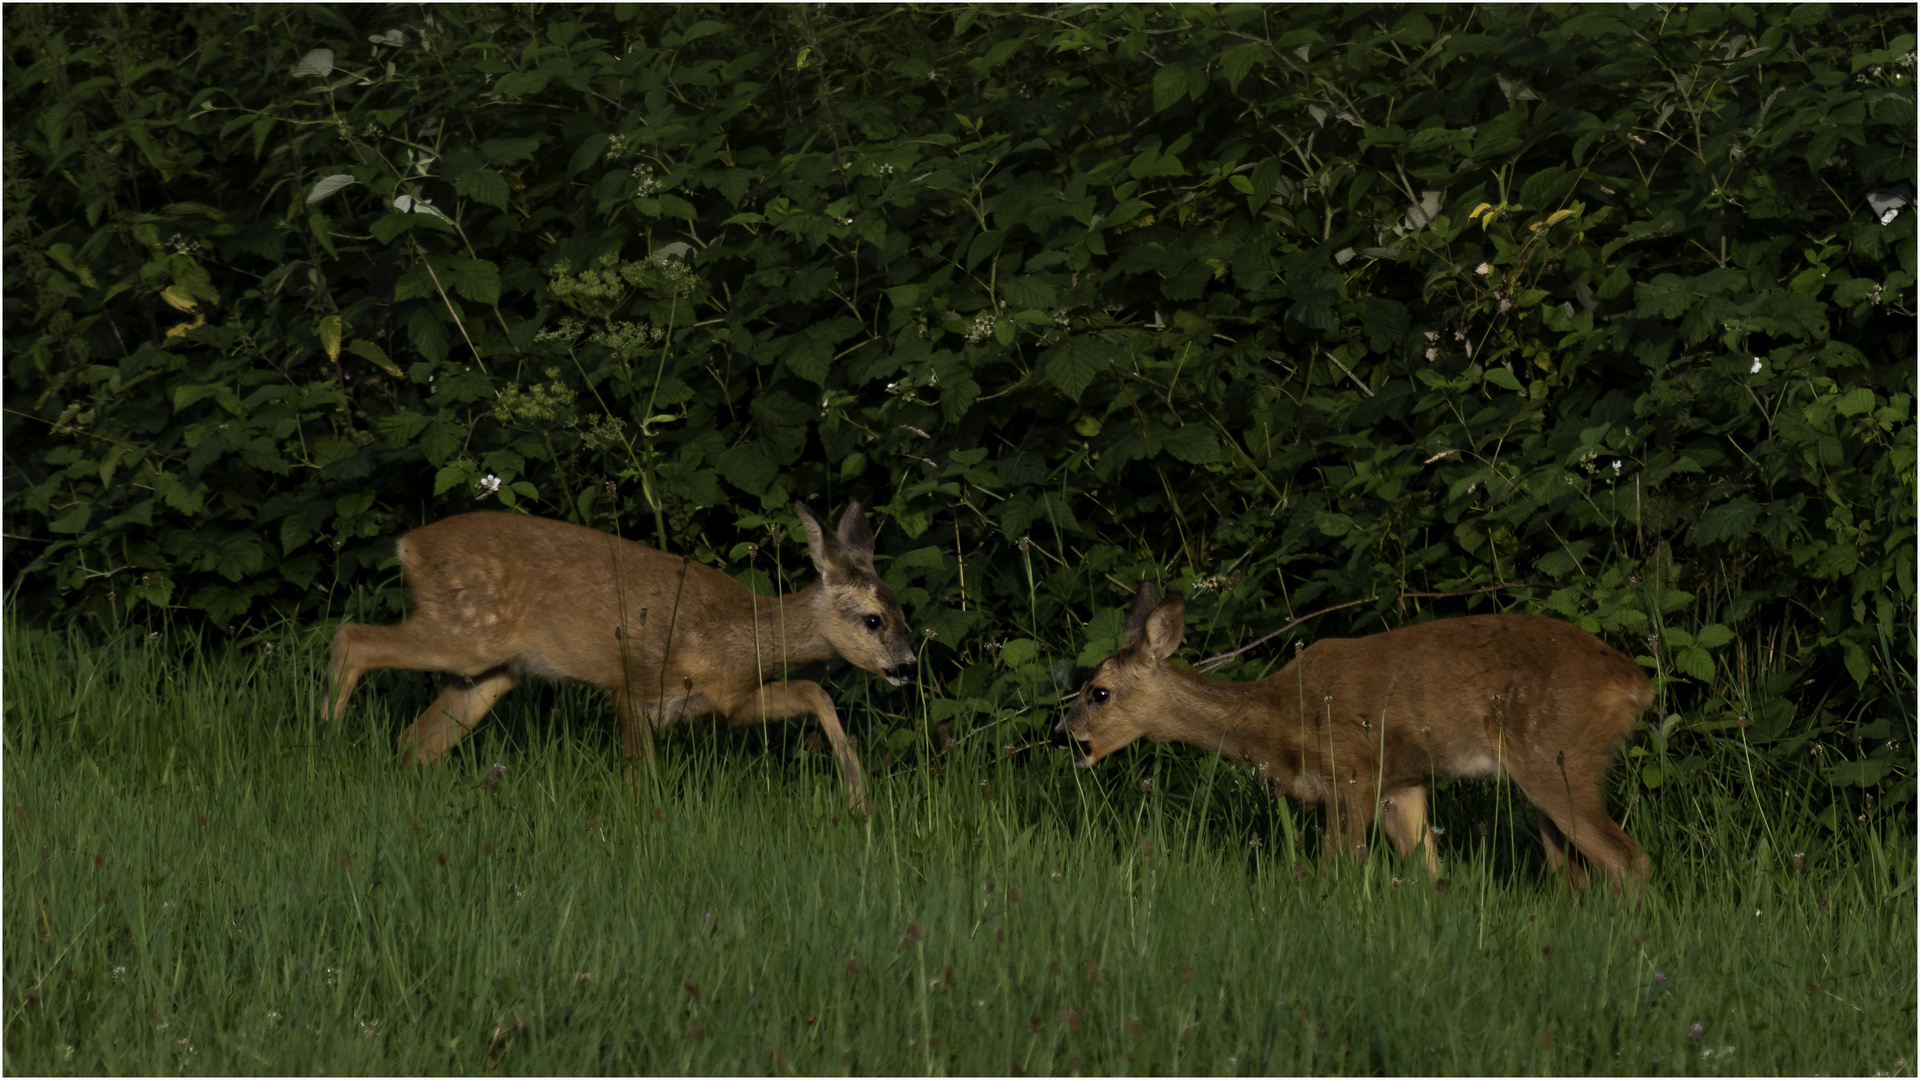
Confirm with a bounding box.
[882,655,916,687]
[1050,717,1097,768]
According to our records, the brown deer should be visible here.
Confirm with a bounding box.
[1054,583,1653,894]
[325,502,916,814]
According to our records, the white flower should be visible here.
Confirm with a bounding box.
[477,474,502,495]
[1612,460,1623,473]
[1750,357,1763,375]
[1475,262,1492,276]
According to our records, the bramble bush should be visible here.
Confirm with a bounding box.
[4,5,1913,818]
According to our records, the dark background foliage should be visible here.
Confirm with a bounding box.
[5,4,1913,815]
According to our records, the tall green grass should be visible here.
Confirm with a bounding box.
[4,623,1913,1075]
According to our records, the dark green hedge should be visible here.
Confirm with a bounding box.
[4,5,1913,801]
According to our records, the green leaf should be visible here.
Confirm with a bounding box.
[306,173,358,205]
[1483,367,1524,392]
[1001,638,1040,667]
[717,442,778,496]
[347,340,406,378]
[1315,511,1354,537]
[481,138,542,164]
[1161,424,1218,465]
[456,167,511,210]
[1677,646,1715,682]
[1045,337,1110,402]
[1825,757,1893,787]
[1694,623,1735,649]
[444,257,502,304]
[1151,64,1190,112]
[1694,497,1760,545]
[408,308,450,364]
[370,212,414,244]
[568,133,609,175]
[1220,42,1267,90]
[898,546,947,570]
[1833,387,1876,417]
[49,504,92,534]
[433,464,475,496]
[783,334,833,384]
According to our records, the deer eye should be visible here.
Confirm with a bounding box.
[862,614,883,631]
[1089,687,1111,705]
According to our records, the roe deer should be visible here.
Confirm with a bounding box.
[1054,583,1653,894]
[326,502,916,814]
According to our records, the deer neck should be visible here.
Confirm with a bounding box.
[1159,663,1313,785]
[744,583,838,671]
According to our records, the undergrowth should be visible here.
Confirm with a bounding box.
[3,622,1912,1075]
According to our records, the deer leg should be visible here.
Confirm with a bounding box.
[1537,813,1591,894]
[1334,771,1377,865]
[728,680,869,817]
[397,670,521,766]
[1515,769,1649,899]
[1557,790,1650,899]
[328,620,510,728]
[1381,785,1440,878]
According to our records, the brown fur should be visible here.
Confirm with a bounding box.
[326,503,915,814]
[1054,584,1653,894]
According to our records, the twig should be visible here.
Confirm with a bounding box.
[1397,582,1535,601]
[418,249,488,373]
[3,408,185,463]
[1196,597,1375,672]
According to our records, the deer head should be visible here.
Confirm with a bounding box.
[1053,581,1187,767]
[795,501,918,686]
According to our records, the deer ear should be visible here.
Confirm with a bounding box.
[834,502,876,558]
[1122,581,1164,647]
[1142,592,1186,664]
[794,502,847,578]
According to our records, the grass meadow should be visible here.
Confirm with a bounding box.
[3,620,1914,1076]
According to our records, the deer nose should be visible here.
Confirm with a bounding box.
[1049,718,1072,749]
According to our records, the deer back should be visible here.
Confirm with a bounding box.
[1273,614,1653,789]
